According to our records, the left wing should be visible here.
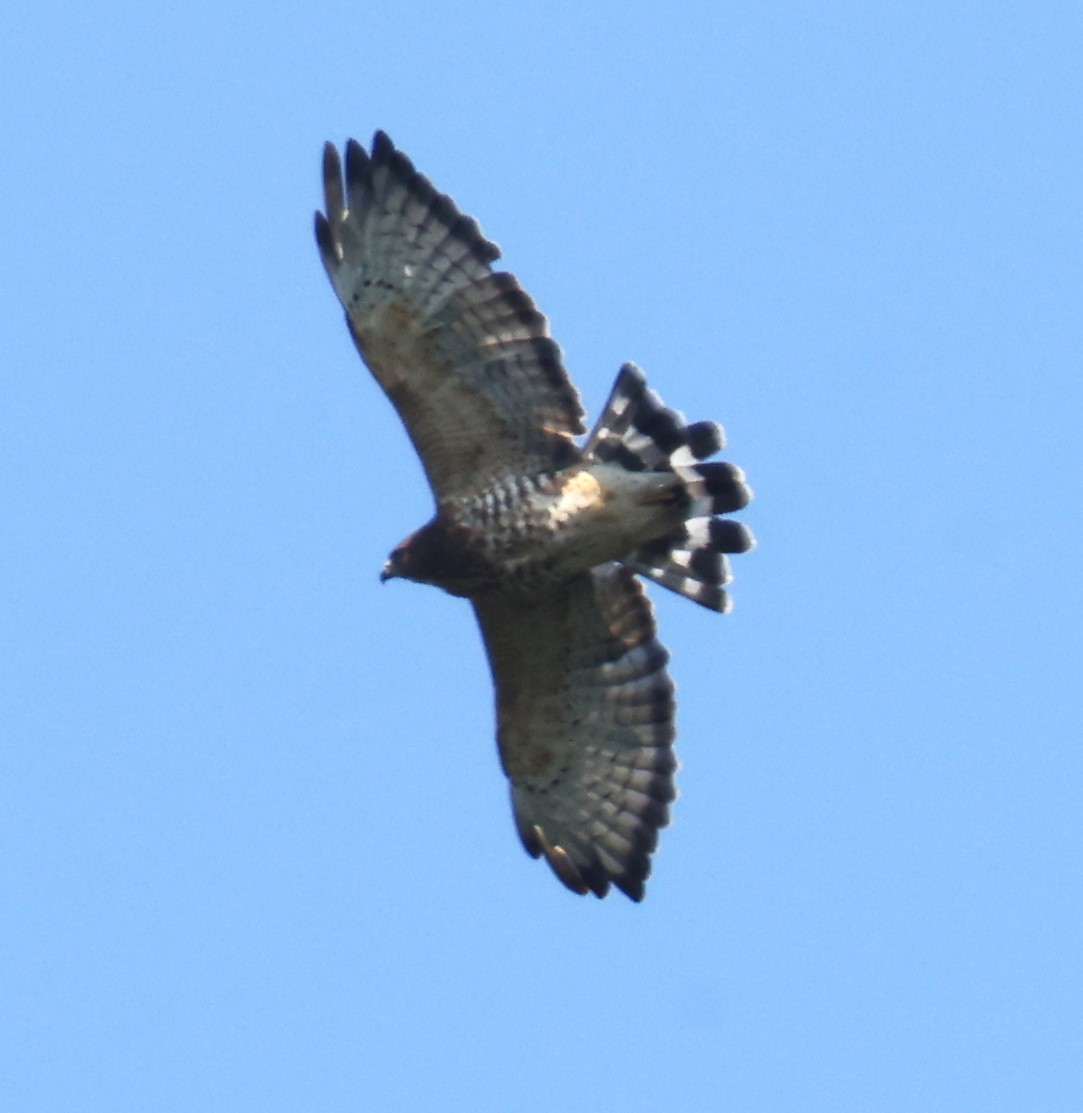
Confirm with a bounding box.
[473,564,677,900]
[315,133,585,503]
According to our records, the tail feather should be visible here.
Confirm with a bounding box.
[627,517,755,613]
[585,364,724,469]
[585,363,754,612]
[674,460,753,517]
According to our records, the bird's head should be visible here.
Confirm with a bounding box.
[380,539,413,583]
[380,524,442,586]
[379,519,484,597]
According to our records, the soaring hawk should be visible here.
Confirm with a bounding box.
[315,132,753,900]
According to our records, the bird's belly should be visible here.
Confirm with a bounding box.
[449,465,684,591]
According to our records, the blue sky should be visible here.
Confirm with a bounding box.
[4,2,1082,1109]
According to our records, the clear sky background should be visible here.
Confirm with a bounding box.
[4,3,1081,1110]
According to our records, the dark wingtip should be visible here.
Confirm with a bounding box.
[314,210,336,267]
[373,130,415,182]
[321,140,340,180]
[541,838,593,896]
[615,878,646,902]
[344,138,373,199]
[371,129,395,158]
[321,142,344,222]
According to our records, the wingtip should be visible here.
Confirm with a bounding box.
[372,129,395,156]
[527,819,660,901]
[314,210,338,269]
[344,136,371,190]
[321,141,344,223]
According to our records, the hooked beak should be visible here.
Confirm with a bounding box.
[380,561,396,584]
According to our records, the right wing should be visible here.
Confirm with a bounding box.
[473,564,677,901]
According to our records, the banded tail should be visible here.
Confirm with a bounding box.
[585,363,754,612]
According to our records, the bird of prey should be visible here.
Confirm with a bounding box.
[315,132,753,900]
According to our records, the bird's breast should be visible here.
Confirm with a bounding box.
[442,465,683,592]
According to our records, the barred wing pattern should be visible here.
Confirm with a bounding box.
[474,564,675,901]
[315,133,584,502]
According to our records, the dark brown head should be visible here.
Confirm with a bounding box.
[379,518,492,597]
[380,526,441,586]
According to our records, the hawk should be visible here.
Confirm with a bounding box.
[315,132,753,900]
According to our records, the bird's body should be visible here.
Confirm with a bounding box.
[315,132,753,900]
[388,462,690,596]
